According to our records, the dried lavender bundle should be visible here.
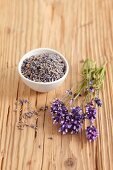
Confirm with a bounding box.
[21,53,66,82]
[50,59,106,142]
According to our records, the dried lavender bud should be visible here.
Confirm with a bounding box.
[23,111,36,118]
[34,111,38,115]
[16,121,25,130]
[30,124,38,129]
[94,97,102,107]
[19,99,29,105]
[21,53,66,82]
[86,125,99,141]
[23,99,29,103]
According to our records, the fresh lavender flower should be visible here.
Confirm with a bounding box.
[50,99,68,124]
[94,97,102,107]
[59,114,82,134]
[59,106,84,134]
[71,106,82,114]
[70,119,82,134]
[86,125,99,142]
[86,103,96,122]
[71,106,83,120]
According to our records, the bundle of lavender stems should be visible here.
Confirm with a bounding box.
[50,59,106,142]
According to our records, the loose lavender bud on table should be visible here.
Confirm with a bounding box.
[21,53,66,82]
[86,125,99,142]
[71,106,82,115]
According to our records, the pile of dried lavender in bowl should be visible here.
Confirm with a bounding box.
[21,53,66,82]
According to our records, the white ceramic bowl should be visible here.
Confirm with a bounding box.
[18,48,69,92]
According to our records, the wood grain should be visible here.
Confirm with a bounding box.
[0,0,113,170]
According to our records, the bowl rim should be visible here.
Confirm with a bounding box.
[18,48,69,85]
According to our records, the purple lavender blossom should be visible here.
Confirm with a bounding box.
[59,114,82,134]
[86,103,96,122]
[94,97,102,107]
[86,125,99,141]
[71,106,82,114]
[50,99,68,124]
[59,106,84,134]
[71,106,83,120]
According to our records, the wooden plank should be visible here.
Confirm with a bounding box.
[0,0,113,169]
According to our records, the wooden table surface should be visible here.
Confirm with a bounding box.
[0,0,113,170]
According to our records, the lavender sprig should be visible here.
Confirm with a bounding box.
[50,59,106,142]
[86,125,99,142]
